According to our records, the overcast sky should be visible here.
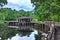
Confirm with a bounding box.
[3,0,35,11]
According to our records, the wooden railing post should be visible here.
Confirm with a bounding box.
[42,33,48,40]
[47,21,55,40]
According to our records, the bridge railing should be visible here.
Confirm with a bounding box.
[47,27,54,40]
[46,22,55,40]
[41,21,55,40]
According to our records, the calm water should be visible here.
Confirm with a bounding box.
[7,30,38,40]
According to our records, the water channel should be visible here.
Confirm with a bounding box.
[7,30,39,40]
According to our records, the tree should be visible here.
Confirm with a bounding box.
[31,0,60,21]
[0,0,7,7]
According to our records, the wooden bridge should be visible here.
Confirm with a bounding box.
[7,16,60,40]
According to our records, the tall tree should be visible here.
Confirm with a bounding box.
[31,0,60,21]
[0,0,7,7]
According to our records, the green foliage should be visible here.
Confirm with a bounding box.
[0,27,18,40]
[0,8,33,21]
[31,0,60,22]
[0,0,60,22]
[0,8,18,20]
[0,0,7,7]
[0,20,6,24]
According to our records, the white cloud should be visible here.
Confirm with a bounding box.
[7,0,17,3]
[3,0,35,11]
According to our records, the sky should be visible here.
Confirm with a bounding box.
[3,0,35,11]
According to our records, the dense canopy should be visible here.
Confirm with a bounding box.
[31,0,60,21]
[0,0,60,22]
[0,0,7,7]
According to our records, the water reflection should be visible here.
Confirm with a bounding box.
[7,30,38,40]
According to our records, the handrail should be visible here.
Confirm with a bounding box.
[47,32,53,40]
[41,31,54,40]
[41,21,55,40]
[47,24,55,40]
